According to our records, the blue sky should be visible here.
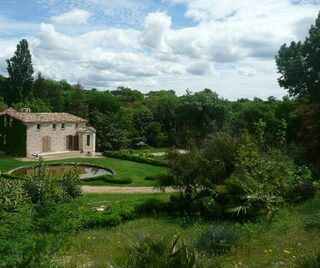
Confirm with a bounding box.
[0,0,319,99]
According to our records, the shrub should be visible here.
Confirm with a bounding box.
[287,181,317,204]
[60,169,82,199]
[144,176,156,181]
[305,212,320,231]
[81,205,136,229]
[135,198,168,214]
[82,175,132,185]
[295,252,320,268]
[119,235,199,268]
[196,225,239,255]
[104,151,169,167]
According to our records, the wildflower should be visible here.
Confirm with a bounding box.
[283,249,291,254]
[268,249,273,253]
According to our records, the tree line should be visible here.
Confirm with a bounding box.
[0,13,320,171]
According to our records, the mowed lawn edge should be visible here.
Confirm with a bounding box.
[0,156,168,187]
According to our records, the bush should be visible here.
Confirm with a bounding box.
[135,198,168,214]
[144,176,156,181]
[81,205,136,229]
[82,175,132,185]
[295,252,320,268]
[305,212,320,231]
[60,169,82,199]
[118,235,199,268]
[287,181,317,204]
[104,151,169,167]
[196,225,239,255]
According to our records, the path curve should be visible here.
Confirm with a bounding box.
[82,186,174,194]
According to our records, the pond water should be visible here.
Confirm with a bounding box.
[11,164,113,179]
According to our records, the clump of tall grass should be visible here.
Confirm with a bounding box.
[295,252,320,268]
[119,235,199,268]
[196,224,239,255]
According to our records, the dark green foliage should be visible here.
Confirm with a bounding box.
[286,181,317,204]
[305,212,320,231]
[295,252,320,268]
[120,235,199,268]
[135,198,168,214]
[0,115,27,156]
[276,12,320,101]
[196,225,239,255]
[81,175,132,184]
[6,39,34,103]
[104,151,169,167]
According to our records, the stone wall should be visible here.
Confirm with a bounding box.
[26,122,87,157]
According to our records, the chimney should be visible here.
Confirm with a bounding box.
[20,108,31,113]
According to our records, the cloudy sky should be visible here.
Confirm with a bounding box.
[0,0,319,99]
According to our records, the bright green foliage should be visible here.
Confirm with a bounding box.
[0,161,81,267]
[6,39,34,103]
[225,135,312,220]
[13,97,51,112]
[120,235,199,268]
[196,225,239,255]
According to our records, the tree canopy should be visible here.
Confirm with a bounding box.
[6,39,34,103]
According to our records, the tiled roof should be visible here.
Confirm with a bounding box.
[0,108,87,123]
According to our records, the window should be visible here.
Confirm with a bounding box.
[61,123,65,129]
[4,116,7,127]
[75,123,78,129]
[9,118,12,127]
[52,124,56,130]
[86,134,90,146]
[3,135,6,145]
[37,124,41,130]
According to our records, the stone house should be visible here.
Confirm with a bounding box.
[0,108,96,157]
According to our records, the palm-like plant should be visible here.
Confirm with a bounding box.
[120,235,199,268]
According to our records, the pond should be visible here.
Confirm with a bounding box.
[9,163,114,179]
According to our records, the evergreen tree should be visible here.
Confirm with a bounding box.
[6,39,34,103]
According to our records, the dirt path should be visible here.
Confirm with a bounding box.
[82,186,174,194]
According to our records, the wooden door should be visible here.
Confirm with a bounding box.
[42,136,51,152]
[73,135,79,150]
[66,135,73,150]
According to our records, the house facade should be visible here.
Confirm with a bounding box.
[0,108,96,157]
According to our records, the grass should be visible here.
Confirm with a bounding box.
[0,156,168,186]
[56,193,320,267]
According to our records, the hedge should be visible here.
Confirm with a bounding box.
[81,175,132,185]
[104,151,169,167]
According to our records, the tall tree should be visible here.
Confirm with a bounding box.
[276,12,320,101]
[6,39,34,103]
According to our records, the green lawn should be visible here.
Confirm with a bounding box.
[0,156,168,186]
[56,193,320,267]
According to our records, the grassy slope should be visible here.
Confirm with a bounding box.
[0,157,167,186]
[59,193,320,268]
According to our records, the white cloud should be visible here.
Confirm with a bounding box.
[51,9,91,24]
[142,12,172,52]
[0,0,319,99]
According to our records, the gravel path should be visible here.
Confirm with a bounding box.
[82,186,174,194]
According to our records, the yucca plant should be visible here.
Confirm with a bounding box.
[120,235,199,268]
[196,225,239,256]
